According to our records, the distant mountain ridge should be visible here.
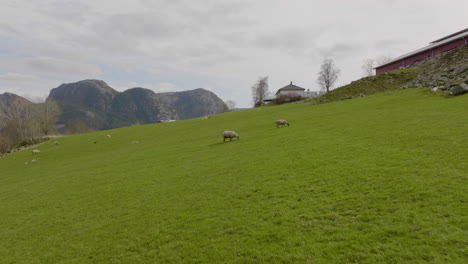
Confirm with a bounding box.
[48,79,227,132]
[1,79,227,133]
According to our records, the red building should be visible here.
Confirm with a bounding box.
[375,28,468,74]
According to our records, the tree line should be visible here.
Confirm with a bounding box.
[0,96,61,153]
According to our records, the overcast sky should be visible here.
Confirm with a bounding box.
[0,0,466,107]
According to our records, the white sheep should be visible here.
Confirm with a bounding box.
[223,131,240,142]
[32,149,40,155]
[106,134,112,138]
[53,141,60,145]
[275,120,290,128]
[132,140,140,144]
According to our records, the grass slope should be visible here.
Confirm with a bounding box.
[310,69,419,103]
[1,89,467,263]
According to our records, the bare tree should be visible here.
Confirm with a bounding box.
[251,76,269,107]
[376,55,393,66]
[317,59,341,93]
[22,95,62,136]
[38,99,61,135]
[361,59,375,77]
[0,96,37,141]
[225,100,236,111]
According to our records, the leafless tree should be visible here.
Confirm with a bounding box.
[225,100,236,111]
[317,59,341,93]
[22,95,62,136]
[361,59,375,77]
[0,96,37,141]
[39,99,61,135]
[376,55,393,66]
[251,76,269,107]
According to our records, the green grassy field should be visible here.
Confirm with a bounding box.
[1,88,467,263]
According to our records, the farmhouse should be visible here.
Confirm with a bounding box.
[375,28,468,74]
[275,81,306,97]
[264,81,321,103]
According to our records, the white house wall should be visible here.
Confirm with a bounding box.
[278,91,304,97]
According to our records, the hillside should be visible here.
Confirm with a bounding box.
[310,69,419,103]
[0,89,467,263]
[311,45,467,103]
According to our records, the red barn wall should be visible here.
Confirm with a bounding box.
[433,38,466,55]
[376,37,467,74]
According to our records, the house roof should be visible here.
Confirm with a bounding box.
[275,81,306,95]
[375,28,468,69]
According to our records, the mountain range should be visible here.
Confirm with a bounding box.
[1,79,228,133]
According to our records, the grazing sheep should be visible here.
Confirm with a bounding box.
[32,149,40,155]
[31,159,37,163]
[132,140,140,144]
[106,134,112,138]
[53,141,60,145]
[275,120,290,128]
[223,131,240,142]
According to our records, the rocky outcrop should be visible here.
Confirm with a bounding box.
[49,80,118,112]
[402,45,468,95]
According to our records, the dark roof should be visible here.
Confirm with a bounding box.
[275,81,306,95]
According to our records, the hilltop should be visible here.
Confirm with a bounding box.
[0,88,467,263]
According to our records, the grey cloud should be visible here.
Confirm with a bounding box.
[252,28,318,56]
[0,73,59,96]
[0,73,40,83]
[374,39,410,50]
[318,43,364,58]
[31,1,92,24]
[94,12,184,39]
[0,23,20,36]
[157,43,245,67]
[27,56,102,76]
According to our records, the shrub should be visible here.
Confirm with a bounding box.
[0,135,15,154]
[271,94,305,104]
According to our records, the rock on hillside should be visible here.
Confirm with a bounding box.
[48,80,117,132]
[47,80,227,132]
[156,88,228,120]
[403,45,468,95]
[49,80,118,112]
[109,88,227,127]
[108,88,178,128]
